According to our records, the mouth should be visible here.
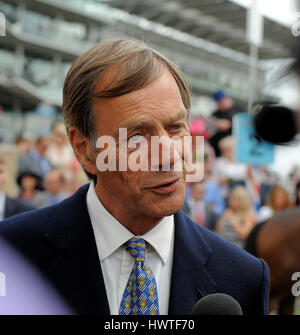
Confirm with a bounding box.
[145,178,181,194]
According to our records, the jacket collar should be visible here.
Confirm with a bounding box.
[168,211,218,315]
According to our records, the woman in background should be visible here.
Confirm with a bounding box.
[17,171,47,209]
[257,184,291,222]
[46,122,74,170]
[216,186,256,248]
[212,136,248,201]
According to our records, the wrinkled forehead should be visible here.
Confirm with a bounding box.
[93,56,165,96]
[92,69,188,133]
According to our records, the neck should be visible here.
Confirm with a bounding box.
[94,183,163,235]
[22,190,36,198]
[225,156,233,162]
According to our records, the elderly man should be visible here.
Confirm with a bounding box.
[0,38,269,315]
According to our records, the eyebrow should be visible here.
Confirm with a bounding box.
[116,110,188,137]
[168,110,188,123]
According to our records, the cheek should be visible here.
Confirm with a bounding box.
[229,198,239,208]
[275,195,285,205]
[121,171,144,193]
[108,170,144,199]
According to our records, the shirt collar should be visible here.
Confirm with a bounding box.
[86,182,174,264]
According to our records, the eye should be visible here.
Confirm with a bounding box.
[173,124,182,129]
[128,133,145,145]
[170,123,184,132]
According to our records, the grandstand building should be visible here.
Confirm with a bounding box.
[0,0,292,141]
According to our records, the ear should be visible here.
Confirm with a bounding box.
[68,127,98,176]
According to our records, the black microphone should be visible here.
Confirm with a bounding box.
[253,104,298,144]
[191,293,243,315]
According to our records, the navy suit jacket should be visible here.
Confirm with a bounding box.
[0,184,269,315]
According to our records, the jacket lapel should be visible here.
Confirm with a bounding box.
[168,211,218,315]
[43,184,110,315]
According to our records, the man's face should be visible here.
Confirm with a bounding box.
[93,70,190,222]
[44,171,62,195]
[53,124,67,146]
[0,164,7,191]
[36,137,49,156]
[218,97,233,111]
[190,182,205,202]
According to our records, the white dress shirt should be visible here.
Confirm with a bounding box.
[0,191,6,221]
[86,182,174,315]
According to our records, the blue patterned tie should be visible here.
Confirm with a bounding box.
[119,238,160,315]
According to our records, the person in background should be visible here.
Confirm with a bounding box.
[43,169,68,206]
[14,135,31,155]
[288,165,300,199]
[212,136,248,201]
[216,186,256,248]
[208,89,245,157]
[186,118,225,216]
[257,184,291,223]
[17,171,47,209]
[259,168,279,207]
[182,180,218,231]
[0,158,35,221]
[18,135,52,179]
[294,180,300,207]
[46,122,74,170]
[184,150,225,217]
[202,151,225,216]
[20,133,36,153]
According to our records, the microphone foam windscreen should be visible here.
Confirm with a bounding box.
[253,105,298,144]
[191,293,243,315]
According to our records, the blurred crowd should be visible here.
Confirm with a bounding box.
[183,90,298,250]
[0,121,88,221]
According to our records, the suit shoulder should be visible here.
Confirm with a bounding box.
[0,184,89,242]
[0,202,59,240]
[176,211,269,314]
[177,210,265,272]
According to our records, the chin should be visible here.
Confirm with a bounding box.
[146,194,185,218]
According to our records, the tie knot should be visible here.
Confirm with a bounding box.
[125,238,146,262]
